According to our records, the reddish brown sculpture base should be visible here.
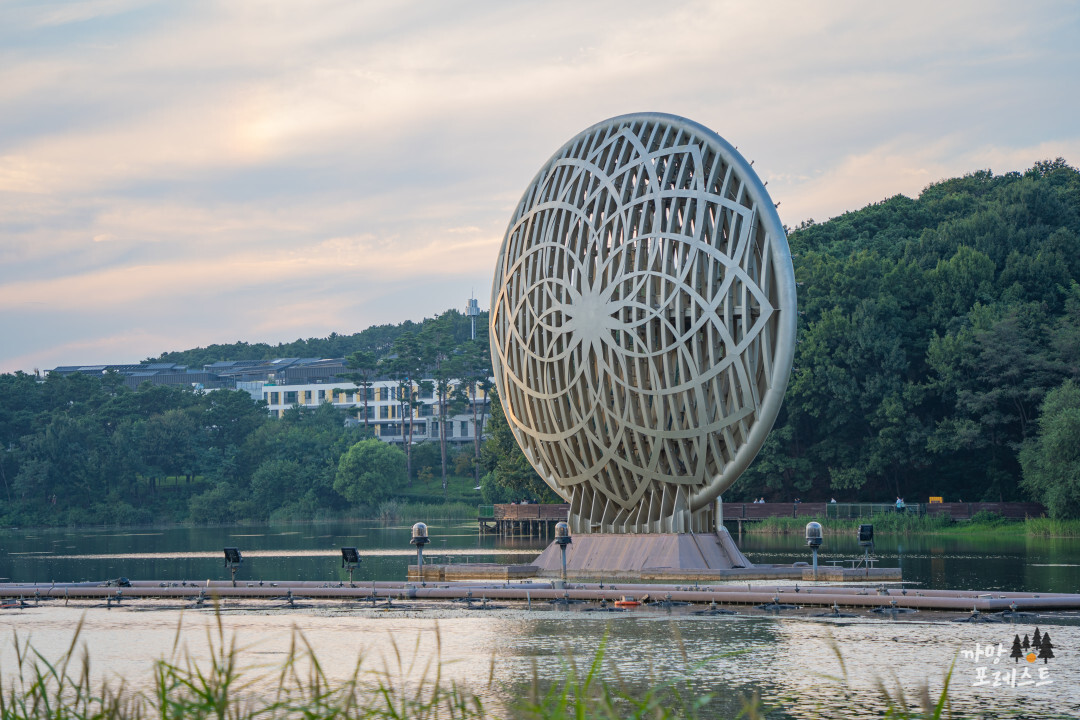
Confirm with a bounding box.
[530,529,752,576]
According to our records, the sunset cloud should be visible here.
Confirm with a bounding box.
[1,0,1078,371]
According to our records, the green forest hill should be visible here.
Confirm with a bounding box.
[148,308,487,367]
[747,158,1080,516]
[3,159,1080,528]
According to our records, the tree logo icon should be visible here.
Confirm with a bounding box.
[1011,628,1054,664]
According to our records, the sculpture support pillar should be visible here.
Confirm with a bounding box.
[569,483,715,534]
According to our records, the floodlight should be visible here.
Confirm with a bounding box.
[410,522,430,584]
[804,522,823,580]
[341,547,361,586]
[857,524,875,574]
[223,547,242,587]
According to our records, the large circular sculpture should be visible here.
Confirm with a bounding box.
[490,113,796,534]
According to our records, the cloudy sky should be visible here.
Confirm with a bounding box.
[1,1,1078,373]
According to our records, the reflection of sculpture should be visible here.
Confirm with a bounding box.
[491,113,796,534]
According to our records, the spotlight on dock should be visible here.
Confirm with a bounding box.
[858,524,874,569]
[805,522,823,579]
[223,547,242,587]
[341,547,361,586]
[410,523,429,584]
[554,522,572,583]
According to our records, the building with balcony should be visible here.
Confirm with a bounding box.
[50,358,491,446]
[254,378,489,445]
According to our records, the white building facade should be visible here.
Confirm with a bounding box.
[247,379,490,445]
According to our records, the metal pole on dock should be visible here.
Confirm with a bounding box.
[555,522,572,583]
[806,522,822,581]
[411,523,429,582]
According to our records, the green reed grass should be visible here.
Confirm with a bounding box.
[738,511,1080,537]
[366,500,477,525]
[1021,517,1080,537]
[820,637,955,720]
[394,501,477,522]
[0,612,968,720]
[743,513,955,535]
[0,612,486,720]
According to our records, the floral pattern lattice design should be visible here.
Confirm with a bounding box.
[490,114,796,532]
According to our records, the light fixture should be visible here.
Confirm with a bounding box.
[805,522,823,580]
[223,548,242,586]
[858,524,874,573]
[341,547,361,586]
[410,522,430,585]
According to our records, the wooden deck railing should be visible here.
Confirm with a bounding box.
[492,503,570,521]
[480,501,1047,526]
[723,501,1046,521]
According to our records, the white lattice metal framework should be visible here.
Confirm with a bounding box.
[491,113,796,534]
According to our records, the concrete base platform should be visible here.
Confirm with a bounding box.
[407,529,902,583]
[639,566,902,582]
[529,529,753,576]
[409,563,902,583]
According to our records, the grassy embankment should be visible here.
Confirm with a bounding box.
[738,512,1080,537]
[242,474,485,525]
[374,473,483,523]
[0,616,957,720]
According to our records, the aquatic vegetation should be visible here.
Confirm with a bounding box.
[0,614,969,720]
[377,499,406,524]
[744,513,955,536]
[1022,517,1080,537]
[392,501,477,522]
[740,512,1080,538]
[0,614,487,720]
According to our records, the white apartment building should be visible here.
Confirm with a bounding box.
[244,378,490,445]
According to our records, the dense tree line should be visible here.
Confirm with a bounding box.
[1020,380,1080,518]
[6,160,1080,525]
[0,314,491,527]
[738,159,1080,509]
[479,160,1080,515]
[478,395,558,505]
[149,309,486,368]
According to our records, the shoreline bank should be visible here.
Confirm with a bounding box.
[726,514,1080,537]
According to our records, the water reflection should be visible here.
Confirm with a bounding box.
[0,606,1074,719]
[731,532,1080,593]
[3,523,1080,593]
[0,521,547,585]
[2,522,1080,718]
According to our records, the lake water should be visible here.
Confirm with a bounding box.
[1,521,1079,718]
[2,520,1078,594]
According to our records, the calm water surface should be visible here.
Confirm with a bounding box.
[2,521,1078,593]
[1,522,1078,718]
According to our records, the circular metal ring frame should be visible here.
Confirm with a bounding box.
[490,113,795,531]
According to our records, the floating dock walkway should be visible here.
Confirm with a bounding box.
[3,578,1080,613]
[407,562,901,583]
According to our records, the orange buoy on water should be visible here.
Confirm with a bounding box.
[614,596,641,608]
